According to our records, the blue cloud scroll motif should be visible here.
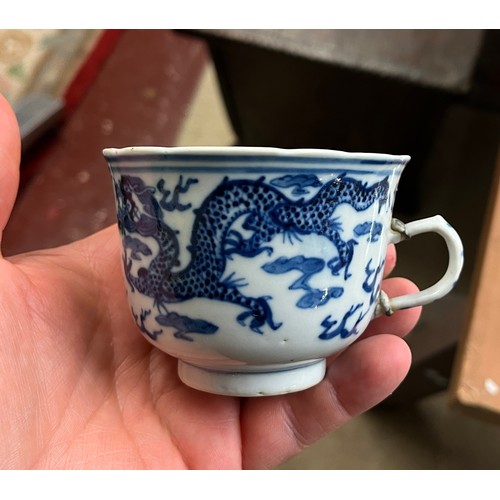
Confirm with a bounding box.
[262,255,343,309]
[353,221,383,242]
[270,174,323,196]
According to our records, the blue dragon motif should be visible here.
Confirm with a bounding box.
[114,173,389,340]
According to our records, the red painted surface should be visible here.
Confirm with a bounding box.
[63,29,126,113]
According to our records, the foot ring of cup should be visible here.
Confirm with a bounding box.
[177,359,327,397]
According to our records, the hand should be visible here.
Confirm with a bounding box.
[0,94,420,469]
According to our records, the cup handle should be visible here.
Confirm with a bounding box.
[374,215,464,317]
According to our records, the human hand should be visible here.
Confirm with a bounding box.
[0,94,420,469]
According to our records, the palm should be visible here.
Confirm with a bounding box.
[0,229,241,469]
[0,95,420,469]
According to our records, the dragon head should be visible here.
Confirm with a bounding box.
[116,175,159,237]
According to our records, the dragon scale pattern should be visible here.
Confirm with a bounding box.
[115,172,389,338]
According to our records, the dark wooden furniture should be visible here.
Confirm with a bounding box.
[450,146,500,422]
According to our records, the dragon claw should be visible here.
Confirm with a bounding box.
[250,323,264,334]
[236,297,281,334]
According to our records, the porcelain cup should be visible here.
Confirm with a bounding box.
[103,146,463,396]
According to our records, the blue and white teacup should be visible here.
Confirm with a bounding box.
[104,147,463,396]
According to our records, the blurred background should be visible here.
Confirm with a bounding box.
[2,29,500,469]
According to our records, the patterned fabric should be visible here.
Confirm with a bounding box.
[0,29,102,105]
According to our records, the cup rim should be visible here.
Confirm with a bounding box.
[103,146,410,164]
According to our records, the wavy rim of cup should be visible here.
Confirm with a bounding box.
[103,146,411,165]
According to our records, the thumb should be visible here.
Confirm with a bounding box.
[0,93,21,253]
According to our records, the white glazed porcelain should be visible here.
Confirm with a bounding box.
[104,147,464,397]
